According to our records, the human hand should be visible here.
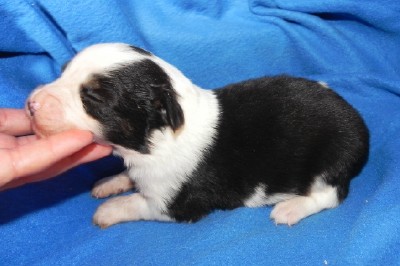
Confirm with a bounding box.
[0,108,113,191]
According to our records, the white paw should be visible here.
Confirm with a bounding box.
[93,196,132,228]
[270,197,312,226]
[92,174,134,199]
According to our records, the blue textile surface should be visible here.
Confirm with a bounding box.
[1,0,399,265]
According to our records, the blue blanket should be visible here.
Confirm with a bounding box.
[1,0,399,265]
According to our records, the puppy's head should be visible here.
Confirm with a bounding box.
[26,43,184,153]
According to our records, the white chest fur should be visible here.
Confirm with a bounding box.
[114,87,220,212]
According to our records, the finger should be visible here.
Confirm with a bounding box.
[27,143,112,180]
[68,143,113,166]
[0,134,37,149]
[0,133,18,149]
[1,143,112,191]
[16,135,39,146]
[0,109,32,136]
[0,130,94,187]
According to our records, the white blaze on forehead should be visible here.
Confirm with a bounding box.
[62,43,148,83]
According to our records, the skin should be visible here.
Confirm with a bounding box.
[0,108,113,191]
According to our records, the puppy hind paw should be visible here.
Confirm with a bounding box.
[270,183,340,226]
[270,197,312,226]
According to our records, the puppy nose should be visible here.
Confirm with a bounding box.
[27,100,40,116]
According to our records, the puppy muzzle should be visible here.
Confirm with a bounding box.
[26,87,71,137]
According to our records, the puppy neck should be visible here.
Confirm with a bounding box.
[113,84,219,179]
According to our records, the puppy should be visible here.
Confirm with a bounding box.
[26,43,369,228]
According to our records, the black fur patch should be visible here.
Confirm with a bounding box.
[168,76,369,222]
[80,59,184,152]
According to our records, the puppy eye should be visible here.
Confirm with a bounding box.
[81,86,104,103]
[81,85,92,92]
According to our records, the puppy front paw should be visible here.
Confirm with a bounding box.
[92,173,134,199]
[93,195,133,228]
[93,193,173,228]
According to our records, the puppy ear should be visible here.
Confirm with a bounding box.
[150,84,184,131]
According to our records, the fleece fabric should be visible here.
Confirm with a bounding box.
[0,0,399,265]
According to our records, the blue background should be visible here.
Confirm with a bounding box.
[0,0,399,265]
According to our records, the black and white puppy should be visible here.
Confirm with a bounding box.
[26,43,369,228]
